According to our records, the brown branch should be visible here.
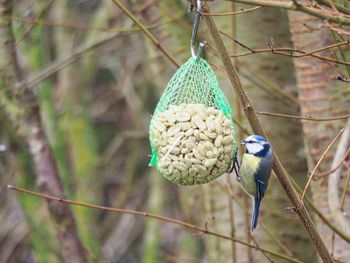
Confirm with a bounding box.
[221,182,296,258]
[249,234,274,262]
[199,6,262,16]
[111,0,179,68]
[228,0,350,25]
[15,0,54,45]
[315,148,350,179]
[326,22,350,36]
[302,129,344,200]
[202,3,334,262]
[210,61,299,108]
[0,1,88,262]
[325,0,339,13]
[235,48,350,66]
[256,111,350,121]
[22,32,121,89]
[317,0,350,14]
[221,31,350,66]
[7,185,303,263]
[287,175,350,243]
[20,18,171,90]
[0,13,174,34]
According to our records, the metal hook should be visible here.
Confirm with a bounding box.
[190,0,205,60]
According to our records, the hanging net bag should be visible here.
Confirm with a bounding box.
[149,55,237,185]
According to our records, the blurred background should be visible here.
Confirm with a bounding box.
[0,0,350,262]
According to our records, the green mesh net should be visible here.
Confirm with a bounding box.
[149,56,236,185]
[152,57,232,117]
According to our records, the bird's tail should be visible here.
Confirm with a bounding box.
[251,196,260,231]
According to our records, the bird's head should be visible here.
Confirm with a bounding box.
[241,135,272,158]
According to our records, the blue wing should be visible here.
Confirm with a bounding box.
[251,158,273,230]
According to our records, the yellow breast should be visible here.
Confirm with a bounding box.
[239,154,260,196]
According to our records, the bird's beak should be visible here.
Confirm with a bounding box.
[241,140,246,145]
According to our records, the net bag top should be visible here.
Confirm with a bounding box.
[152,56,232,118]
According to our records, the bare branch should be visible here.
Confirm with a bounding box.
[0,12,174,34]
[111,0,179,68]
[7,185,304,263]
[302,128,344,200]
[23,32,121,89]
[199,6,262,16]
[228,0,350,25]
[315,148,350,179]
[221,182,296,258]
[256,111,350,121]
[317,0,350,14]
[221,30,350,66]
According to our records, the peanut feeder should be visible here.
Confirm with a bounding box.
[149,56,237,185]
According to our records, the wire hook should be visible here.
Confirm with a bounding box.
[190,0,205,60]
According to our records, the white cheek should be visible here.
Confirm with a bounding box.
[246,143,263,154]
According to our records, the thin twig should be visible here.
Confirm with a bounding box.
[0,13,175,34]
[302,129,344,200]
[249,234,274,262]
[111,0,179,68]
[228,0,350,25]
[326,23,350,36]
[6,185,304,263]
[231,48,350,67]
[22,32,121,89]
[315,148,350,179]
[256,111,350,121]
[260,224,295,258]
[222,30,350,66]
[317,0,350,14]
[199,6,262,16]
[326,0,339,13]
[221,30,349,59]
[15,0,54,45]
[222,182,296,258]
[289,175,350,243]
[238,66,299,107]
[210,61,299,108]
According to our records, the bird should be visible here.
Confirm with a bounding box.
[234,135,273,231]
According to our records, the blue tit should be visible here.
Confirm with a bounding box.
[238,135,273,231]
